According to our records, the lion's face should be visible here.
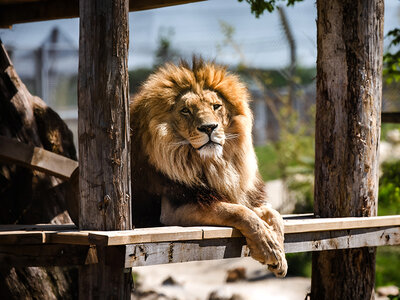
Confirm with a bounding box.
[172,90,229,159]
[131,59,257,189]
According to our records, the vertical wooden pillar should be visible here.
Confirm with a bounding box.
[78,0,131,298]
[312,0,384,299]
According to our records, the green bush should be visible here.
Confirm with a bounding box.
[379,160,400,216]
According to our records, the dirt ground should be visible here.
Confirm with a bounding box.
[132,257,311,300]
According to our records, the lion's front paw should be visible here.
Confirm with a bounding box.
[245,219,287,277]
[254,205,285,246]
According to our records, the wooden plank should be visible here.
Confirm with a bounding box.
[88,226,203,246]
[0,0,205,28]
[284,226,400,253]
[382,112,400,123]
[1,215,399,246]
[284,215,400,234]
[0,223,76,231]
[0,244,93,267]
[124,226,400,267]
[0,231,45,244]
[0,135,78,180]
[125,238,249,267]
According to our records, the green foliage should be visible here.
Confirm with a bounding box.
[378,160,400,216]
[238,0,303,17]
[376,246,400,287]
[285,252,311,277]
[384,29,400,83]
[255,144,280,181]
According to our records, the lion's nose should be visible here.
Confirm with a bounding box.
[197,123,218,135]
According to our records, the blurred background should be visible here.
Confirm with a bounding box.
[1,0,400,299]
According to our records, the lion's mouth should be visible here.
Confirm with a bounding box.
[196,140,222,151]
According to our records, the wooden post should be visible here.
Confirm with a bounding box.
[78,0,131,298]
[312,0,384,299]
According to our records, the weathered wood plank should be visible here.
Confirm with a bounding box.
[0,135,78,180]
[0,244,93,267]
[0,223,76,231]
[1,215,400,246]
[284,215,400,234]
[0,231,45,244]
[125,238,249,267]
[124,226,400,267]
[0,0,205,28]
[88,226,204,246]
[285,227,400,253]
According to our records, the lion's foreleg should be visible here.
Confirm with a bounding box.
[161,197,287,277]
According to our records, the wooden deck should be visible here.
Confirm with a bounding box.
[1,214,399,268]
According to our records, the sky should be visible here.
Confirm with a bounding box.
[0,0,399,71]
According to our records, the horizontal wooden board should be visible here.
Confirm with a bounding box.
[1,215,400,246]
[125,226,400,267]
[0,136,78,179]
[284,215,400,234]
[0,244,92,267]
[87,226,204,246]
[285,226,400,253]
[0,0,205,28]
[125,238,249,267]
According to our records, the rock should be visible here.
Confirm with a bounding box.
[161,275,182,286]
[226,267,246,283]
[208,287,244,300]
[376,285,399,297]
[132,289,176,300]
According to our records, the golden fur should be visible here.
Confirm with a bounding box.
[130,59,287,277]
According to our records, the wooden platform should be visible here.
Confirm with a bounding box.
[1,214,400,268]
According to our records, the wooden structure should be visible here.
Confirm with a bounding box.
[0,0,399,299]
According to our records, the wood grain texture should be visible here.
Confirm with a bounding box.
[0,0,205,28]
[0,135,78,180]
[125,238,249,267]
[2,215,400,246]
[1,226,399,268]
[78,0,131,231]
[78,0,131,298]
[312,1,384,299]
[0,244,91,267]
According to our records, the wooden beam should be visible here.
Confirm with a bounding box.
[313,0,384,298]
[382,112,400,124]
[0,0,205,28]
[0,244,93,267]
[1,215,399,246]
[125,238,249,267]
[124,226,400,267]
[78,0,132,298]
[0,135,78,180]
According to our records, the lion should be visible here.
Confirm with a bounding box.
[130,58,287,277]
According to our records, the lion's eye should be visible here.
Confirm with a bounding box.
[213,104,222,110]
[181,108,191,115]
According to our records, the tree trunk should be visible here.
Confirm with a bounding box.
[312,1,384,299]
[0,41,78,299]
[78,0,132,298]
